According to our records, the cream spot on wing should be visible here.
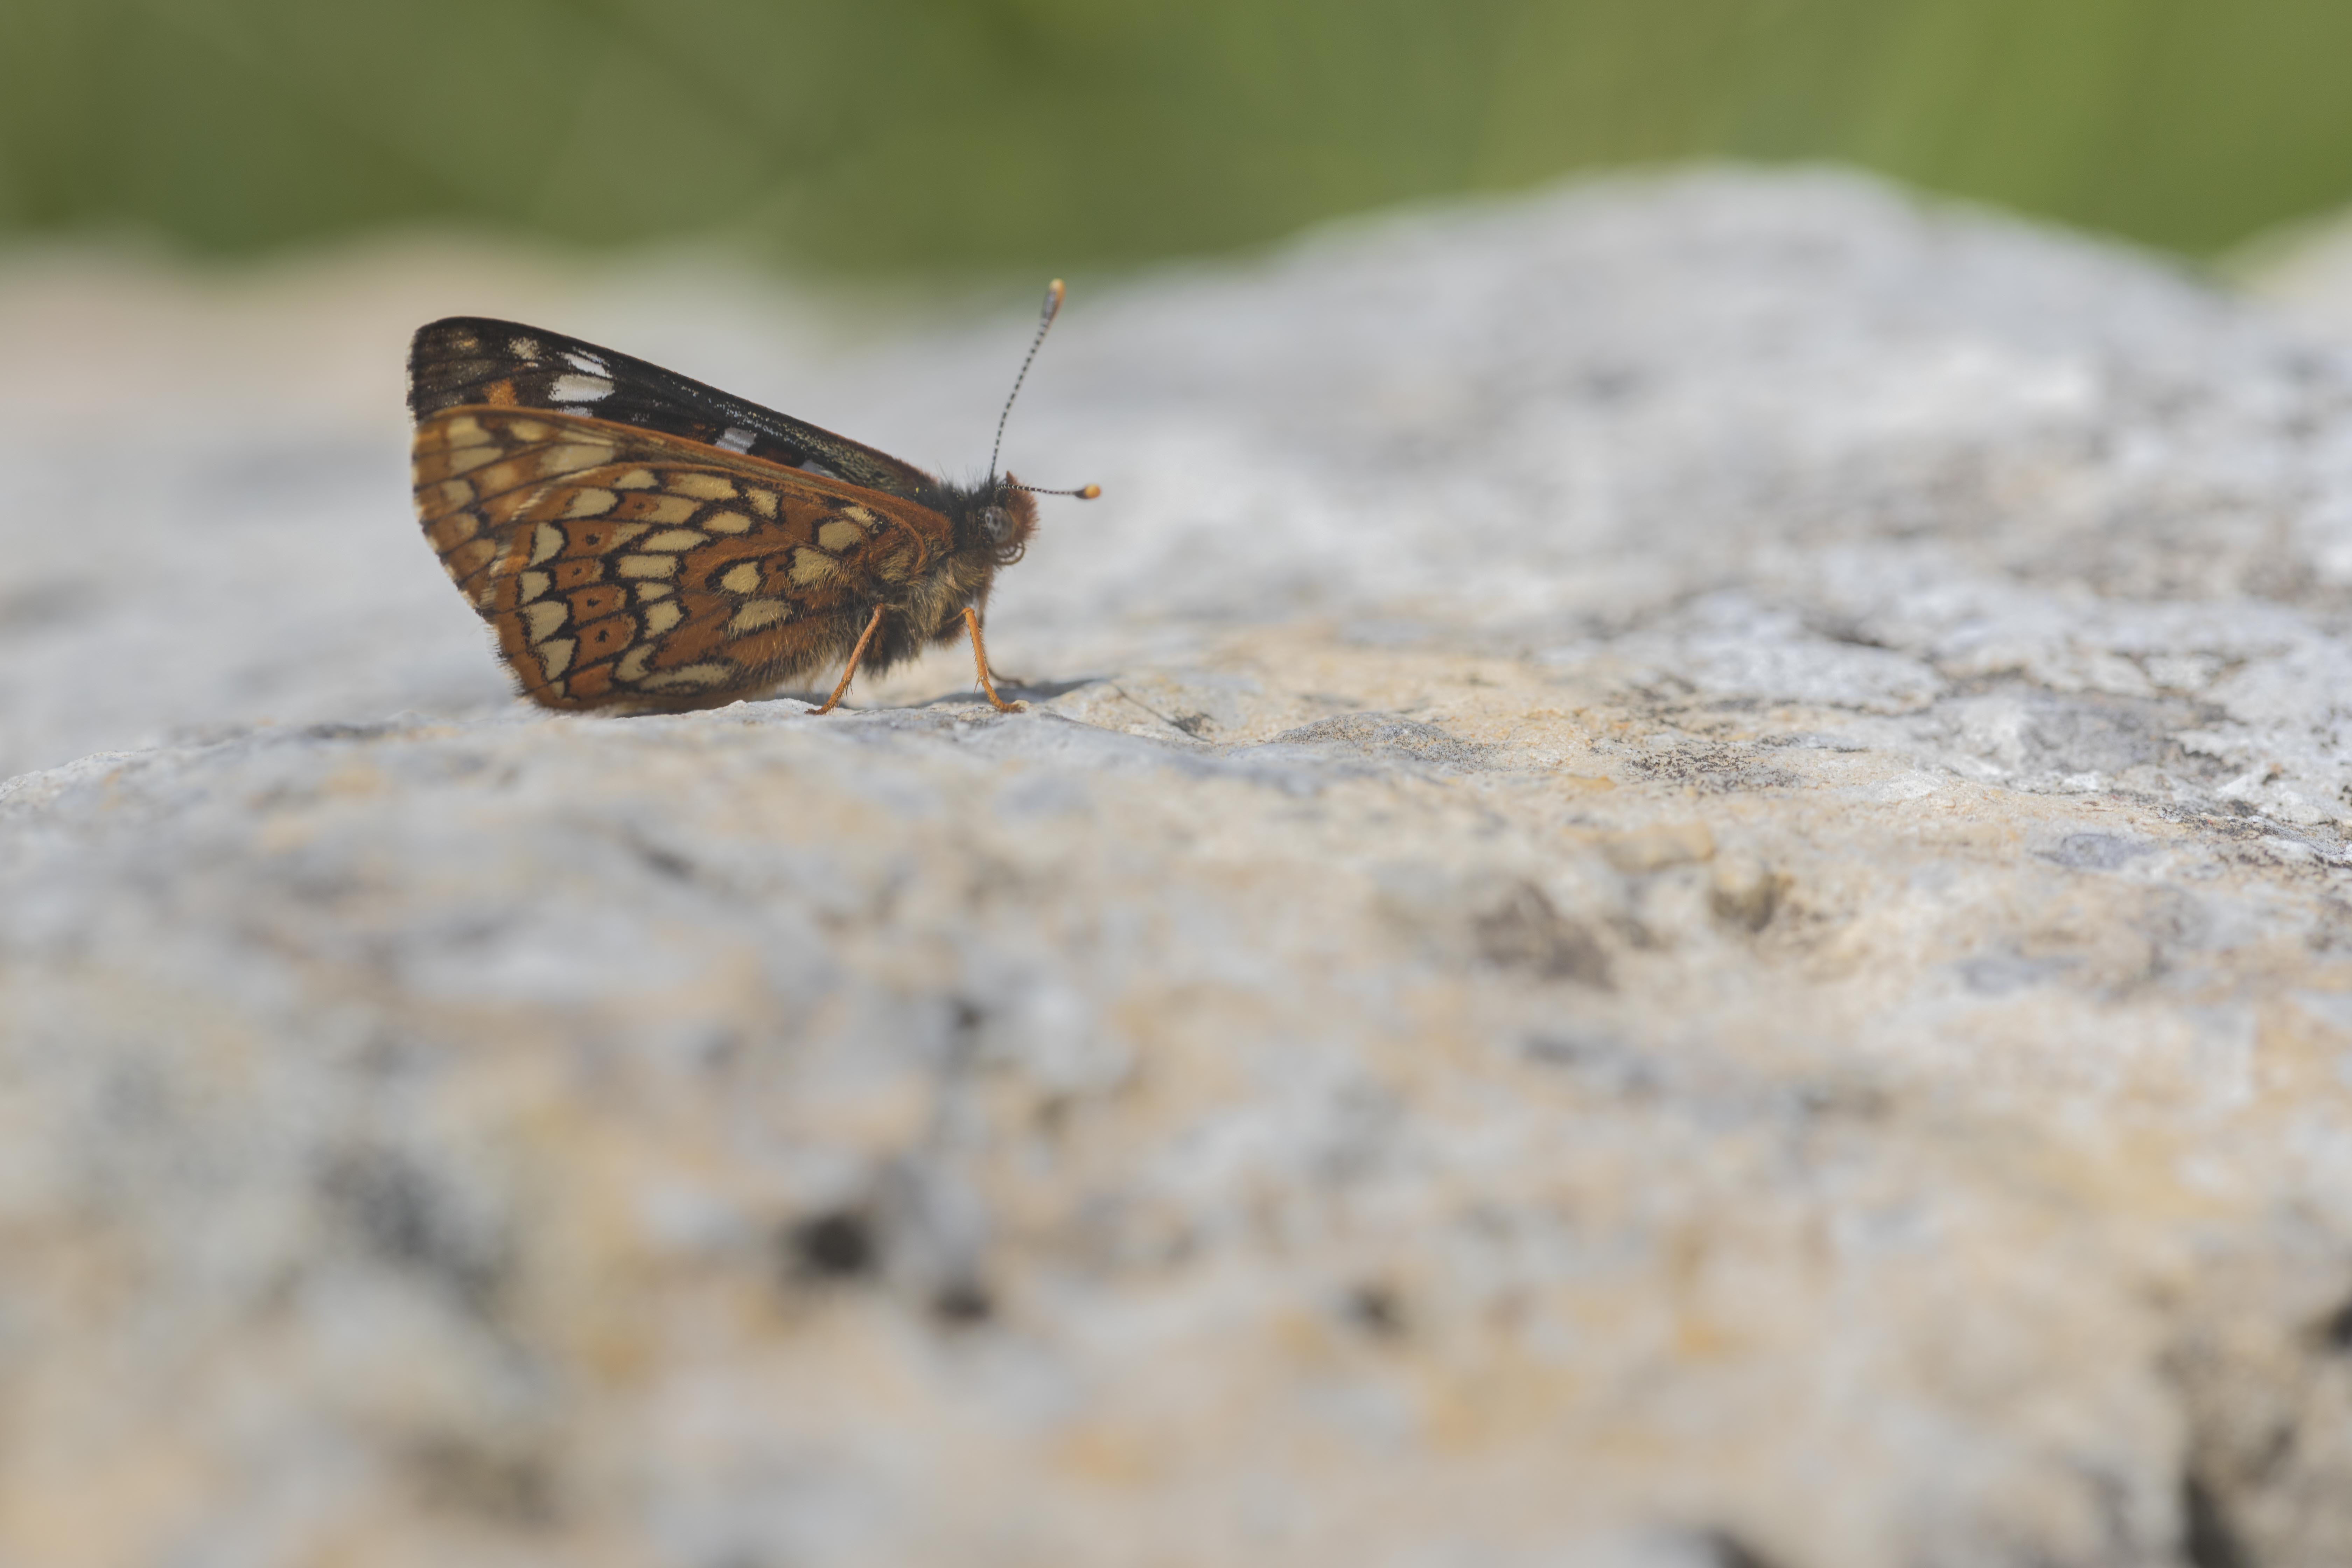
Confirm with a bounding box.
[561,488,617,518]
[508,336,541,362]
[539,443,615,475]
[637,662,733,691]
[715,426,755,453]
[789,548,836,586]
[728,599,790,633]
[613,468,659,490]
[504,419,550,443]
[643,600,684,635]
[430,477,476,509]
[633,581,672,601]
[539,638,575,679]
[519,570,551,602]
[745,489,777,518]
[439,444,502,476]
[704,510,752,534]
[470,458,536,495]
[550,374,614,403]
[816,518,864,553]
[639,528,708,552]
[838,504,878,528]
[718,562,763,594]
[446,538,496,576]
[635,495,699,524]
[668,472,736,500]
[440,415,488,446]
[618,554,679,579]
[615,645,654,683]
[524,601,568,643]
[530,524,564,565]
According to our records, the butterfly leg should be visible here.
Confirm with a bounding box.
[963,606,1027,713]
[811,605,887,715]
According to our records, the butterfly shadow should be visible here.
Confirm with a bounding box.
[758,674,1107,713]
[913,673,1108,709]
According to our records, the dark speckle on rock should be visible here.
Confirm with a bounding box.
[788,1210,879,1281]
[932,1280,994,1325]
[318,1148,507,1315]
[1699,1528,1793,1568]
[1343,1282,1407,1337]
[1473,882,1612,987]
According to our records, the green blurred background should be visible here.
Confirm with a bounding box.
[5,0,2352,274]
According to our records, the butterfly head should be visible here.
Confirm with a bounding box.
[943,475,1042,568]
[941,281,1098,572]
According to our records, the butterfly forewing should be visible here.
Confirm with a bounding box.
[408,316,938,499]
[415,407,952,709]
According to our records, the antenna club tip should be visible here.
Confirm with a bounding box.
[1077,484,1101,500]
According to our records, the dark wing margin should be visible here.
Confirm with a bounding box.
[406,315,939,500]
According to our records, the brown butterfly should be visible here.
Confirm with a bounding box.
[407,283,1096,714]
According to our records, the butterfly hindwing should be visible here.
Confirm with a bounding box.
[414,407,954,709]
[408,316,939,500]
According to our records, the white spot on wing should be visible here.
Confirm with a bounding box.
[716,426,756,453]
[509,336,541,362]
[564,350,608,375]
[550,374,614,403]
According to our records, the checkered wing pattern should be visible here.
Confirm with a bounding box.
[414,407,953,709]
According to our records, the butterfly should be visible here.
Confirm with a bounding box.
[407,282,1095,714]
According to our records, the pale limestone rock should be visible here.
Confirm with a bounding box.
[7,171,2352,1566]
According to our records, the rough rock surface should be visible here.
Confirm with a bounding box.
[10,171,2352,1566]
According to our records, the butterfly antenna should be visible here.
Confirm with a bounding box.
[1013,481,1101,499]
[989,278,1066,483]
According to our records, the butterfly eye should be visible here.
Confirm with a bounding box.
[981,509,1011,544]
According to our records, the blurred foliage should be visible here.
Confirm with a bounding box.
[4,0,2352,272]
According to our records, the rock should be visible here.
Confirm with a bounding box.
[9,169,2352,1566]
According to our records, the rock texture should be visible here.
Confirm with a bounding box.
[11,171,2352,1566]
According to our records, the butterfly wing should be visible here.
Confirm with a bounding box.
[414,406,954,710]
[408,316,940,500]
